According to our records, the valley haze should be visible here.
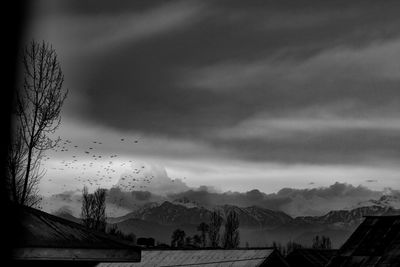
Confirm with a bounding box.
[44,182,400,248]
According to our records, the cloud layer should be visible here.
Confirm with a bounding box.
[25,0,400,194]
[43,182,399,218]
[168,182,393,216]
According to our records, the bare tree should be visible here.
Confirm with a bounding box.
[192,234,202,247]
[171,229,186,247]
[208,209,223,247]
[185,236,192,247]
[92,188,107,231]
[272,241,286,256]
[6,125,44,207]
[222,210,240,249]
[7,40,68,206]
[6,127,27,203]
[312,235,332,249]
[81,186,107,232]
[81,186,93,228]
[197,222,209,248]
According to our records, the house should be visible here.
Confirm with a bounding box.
[326,215,400,267]
[97,248,290,267]
[12,204,141,266]
[285,248,338,267]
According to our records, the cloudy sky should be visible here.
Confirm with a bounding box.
[24,0,400,196]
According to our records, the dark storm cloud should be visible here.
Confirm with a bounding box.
[32,0,176,17]
[212,129,400,164]
[30,0,400,165]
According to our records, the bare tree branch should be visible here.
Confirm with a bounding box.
[81,186,107,232]
[6,40,68,207]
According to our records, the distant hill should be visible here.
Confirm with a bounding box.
[106,201,400,248]
[216,204,293,228]
[108,201,293,228]
[293,205,399,226]
[108,201,211,225]
[51,200,400,248]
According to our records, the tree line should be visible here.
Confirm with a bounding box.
[171,209,240,249]
[79,188,333,253]
[271,235,332,257]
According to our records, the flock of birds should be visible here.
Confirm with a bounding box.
[39,136,190,214]
[41,137,157,193]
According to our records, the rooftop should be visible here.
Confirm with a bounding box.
[326,215,400,266]
[13,204,141,263]
[286,249,338,267]
[97,248,289,267]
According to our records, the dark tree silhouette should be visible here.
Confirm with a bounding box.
[272,241,286,256]
[6,127,42,207]
[208,209,223,247]
[7,40,68,206]
[286,240,303,255]
[312,235,332,249]
[107,224,136,244]
[185,236,192,246]
[171,229,186,248]
[271,240,305,257]
[81,186,107,232]
[197,222,209,247]
[137,237,154,247]
[192,234,202,247]
[222,210,240,249]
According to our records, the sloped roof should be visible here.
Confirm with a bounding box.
[285,249,338,267]
[98,248,289,267]
[13,204,140,262]
[326,215,400,267]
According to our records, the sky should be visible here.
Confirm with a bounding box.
[23,0,400,196]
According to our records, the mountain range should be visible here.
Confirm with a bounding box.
[55,199,400,248]
[109,201,399,227]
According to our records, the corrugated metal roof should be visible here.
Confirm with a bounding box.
[13,204,141,262]
[98,249,276,267]
[326,215,400,267]
[15,204,135,249]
